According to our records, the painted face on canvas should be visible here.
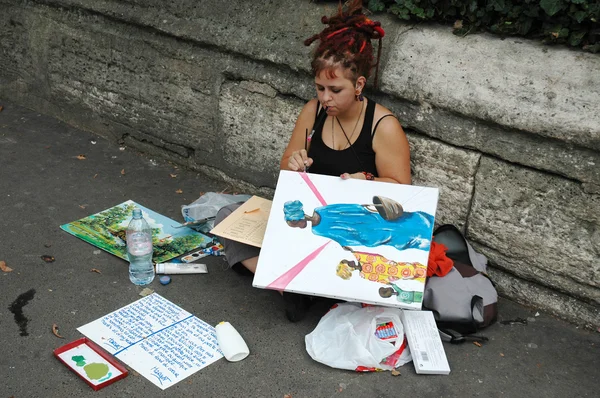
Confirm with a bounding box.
[286,219,307,229]
[315,66,357,116]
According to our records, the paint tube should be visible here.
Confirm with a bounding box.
[155,263,208,274]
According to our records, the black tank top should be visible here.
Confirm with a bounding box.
[308,98,379,177]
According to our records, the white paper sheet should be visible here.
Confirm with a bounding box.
[78,294,223,389]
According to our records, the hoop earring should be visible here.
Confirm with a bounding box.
[355,91,364,102]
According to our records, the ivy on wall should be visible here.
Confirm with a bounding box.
[367,0,599,52]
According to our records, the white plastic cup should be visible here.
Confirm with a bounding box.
[215,321,249,362]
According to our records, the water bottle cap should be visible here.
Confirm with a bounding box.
[132,208,142,218]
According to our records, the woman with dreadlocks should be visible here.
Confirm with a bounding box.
[214,0,410,322]
[281,0,410,184]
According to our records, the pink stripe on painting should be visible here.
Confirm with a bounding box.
[300,172,327,206]
[266,241,331,291]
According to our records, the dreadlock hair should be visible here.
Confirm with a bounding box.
[304,0,385,88]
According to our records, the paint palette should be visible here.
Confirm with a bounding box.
[54,337,128,391]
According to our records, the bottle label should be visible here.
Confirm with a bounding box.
[127,232,153,256]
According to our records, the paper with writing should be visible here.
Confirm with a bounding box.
[210,195,272,247]
[77,294,223,389]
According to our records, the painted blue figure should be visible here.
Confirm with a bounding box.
[283,197,434,251]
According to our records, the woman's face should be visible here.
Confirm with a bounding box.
[315,66,359,116]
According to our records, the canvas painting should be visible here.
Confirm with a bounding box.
[253,171,439,309]
[61,200,212,264]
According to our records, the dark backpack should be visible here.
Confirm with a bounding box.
[423,224,498,343]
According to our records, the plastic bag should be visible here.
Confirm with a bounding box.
[305,303,412,372]
[181,192,251,232]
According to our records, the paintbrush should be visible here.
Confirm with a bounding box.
[304,106,328,172]
[172,216,216,228]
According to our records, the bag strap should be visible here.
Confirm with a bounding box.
[438,328,489,345]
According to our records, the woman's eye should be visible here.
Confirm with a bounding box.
[316,87,324,91]
[332,89,341,94]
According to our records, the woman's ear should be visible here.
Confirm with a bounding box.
[355,76,367,92]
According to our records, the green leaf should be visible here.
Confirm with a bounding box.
[540,0,564,17]
[573,10,588,23]
[367,0,387,12]
[568,30,586,46]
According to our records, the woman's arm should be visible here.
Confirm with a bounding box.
[371,107,411,184]
[280,99,320,172]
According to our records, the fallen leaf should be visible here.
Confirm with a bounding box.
[170,173,177,178]
[0,105,3,112]
[93,173,98,178]
[500,353,505,357]
[284,395,293,398]
[391,368,401,376]
[175,189,183,194]
[551,32,559,38]
[41,255,55,263]
[90,268,102,274]
[473,341,482,347]
[121,169,126,175]
[44,243,52,248]
[139,288,154,297]
[76,154,86,160]
[52,323,65,339]
[79,205,87,209]
[453,20,463,29]
[0,260,13,272]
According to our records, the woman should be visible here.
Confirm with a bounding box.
[215,0,411,322]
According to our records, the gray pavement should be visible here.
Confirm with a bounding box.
[1,100,598,398]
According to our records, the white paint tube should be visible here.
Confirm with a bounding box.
[155,263,208,274]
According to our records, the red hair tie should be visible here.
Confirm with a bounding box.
[326,27,349,40]
[374,26,385,38]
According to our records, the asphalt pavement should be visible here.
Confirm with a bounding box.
[1,100,598,397]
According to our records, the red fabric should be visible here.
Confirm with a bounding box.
[427,241,454,277]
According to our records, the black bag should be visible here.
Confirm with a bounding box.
[423,224,498,343]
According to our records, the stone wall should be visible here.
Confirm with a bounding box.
[1,0,598,327]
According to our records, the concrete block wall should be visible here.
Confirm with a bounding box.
[1,0,598,327]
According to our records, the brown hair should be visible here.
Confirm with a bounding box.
[304,0,385,86]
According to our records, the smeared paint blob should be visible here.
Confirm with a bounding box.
[8,289,36,336]
[84,363,110,380]
[72,355,86,366]
[72,355,111,380]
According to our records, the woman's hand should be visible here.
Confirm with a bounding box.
[287,149,314,172]
[340,172,367,180]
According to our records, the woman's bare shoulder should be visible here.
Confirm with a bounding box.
[372,103,403,135]
[373,102,397,121]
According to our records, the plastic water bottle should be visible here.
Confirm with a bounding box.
[126,208,155,285]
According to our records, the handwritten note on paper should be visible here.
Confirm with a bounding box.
[77,294,223,390]
[210,195,272,247]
